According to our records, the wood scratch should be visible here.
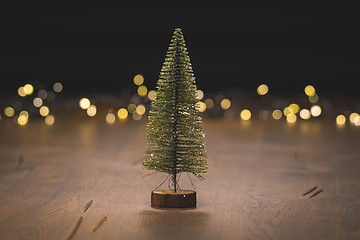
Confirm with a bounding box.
[83,199,93,213]
[303,186,317,196]
[65,216,83,240]
[309,189,324,198]
[92,216,107,232]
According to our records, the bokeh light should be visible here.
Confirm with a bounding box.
[310,105,322,117]
[336,115,346,126]
[137,85,148,97]
[240,109,251,120]
[33,97,43,108]
[286,113,297,124]
[17,115,28,126]
[106,112,116,124]
[289,103,300,114]
[136,104,146,115]
[304,85,316,97]
[204,99,214,109]
[196,90,204,100]
[87,105,97,117]
[45,115,55,126]
[196,101,206,112]
[39,106,50,117]
[354,116,360,126]
[133,74,144,85]
[257,84,269,95]
[4,107,15,117]
[272,109,282,120]
[349,112,359,124]
[132,112,142,120]
[24,84,34,95]
[220,99,231,110]
[148,90,157,101]
[127,104,136,113]
[53,82,63,92]
[309,94,319,103]
[79,98,91,109]
[18,86,26,97]
[38,89,47,99]
[118,108,128,120]
[299,109,311,120]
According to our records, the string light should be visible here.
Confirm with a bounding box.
[45,115,55,126]
[148,90,157,101]
[39,106,50,117]
[272,109,282,120]
[133,74,144,85]
[196,90,204,100]
[286,114,297,124]
[136,104,146,115]
[33,97,43,108]
[220,99,231,110]
[336,115,346,126]
[196,101,206,112]
[137,85,148,97]
[257,84,269,95]
[299,109,311,120]
[117,108,128,120]
[87,105,97,117]
[310,105,322,117]
[79,98,91,109]
[304,85,316,97]
[4,107,15,117]
[240,109,251,120]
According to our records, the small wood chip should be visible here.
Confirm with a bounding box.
[92,216,107,232]
[65,216,83,240]
[83,199,93,213]
[303,186,317,196]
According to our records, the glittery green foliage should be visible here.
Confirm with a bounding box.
[143,28,207,191]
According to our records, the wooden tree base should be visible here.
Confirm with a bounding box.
[151,190,196,208]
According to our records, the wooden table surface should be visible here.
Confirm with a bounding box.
[0,116,359,240]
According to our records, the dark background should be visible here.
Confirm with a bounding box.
[1,3,360,95]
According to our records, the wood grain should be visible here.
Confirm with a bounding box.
[0,116,359,239]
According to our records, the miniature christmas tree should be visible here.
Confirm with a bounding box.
[143,28,207,207]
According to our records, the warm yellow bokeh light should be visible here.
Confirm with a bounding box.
[45,115,55,126]
[19,110,29,118]
[336,115,346,126]
[283,107,291,116]
[196,90,204,100]
[39,106,50,117]
[204,99,214,109]
[148,90,157,101]
[240,109,251,121]
[286,113,297,123]
[4,107,15,117]
[310,105,322,117]
[349,112,359,123]
[299,109,311,120]
[305,85,316,97]
[17,115,28,126]
[220,99,231,110]
[87,105,97,117]
[136,104,146,115]
[137,85,147,97]
[18,86,27,97]
[133,74,144,85]
[289,103,300,114]
[24,84,34,95]
[106,112,116,124]
[257,84,269,95]
[196,101,206,112]
[118,108,128,120]
[79,98,91,109]
[272,109,282,120]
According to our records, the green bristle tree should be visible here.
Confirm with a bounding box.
[143,28,207,193]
